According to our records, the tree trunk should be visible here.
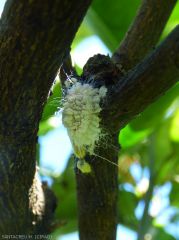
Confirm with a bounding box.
[0,0,91,234]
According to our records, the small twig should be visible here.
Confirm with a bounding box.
[112,0,177,71]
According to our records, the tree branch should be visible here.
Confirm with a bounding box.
[106,25,179,132]
[77,24,179,240]
[0,0,91,234]
[112,0,177,71]
[76,135,119,240]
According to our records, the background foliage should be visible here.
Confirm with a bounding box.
[38,1,179,239]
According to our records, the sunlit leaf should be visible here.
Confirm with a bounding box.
[119,124,150,149]
[38,119,56,136]
[130,83,179,131]
[41,81,61,123]
[170,109,179,142]
[162,2,179,37]
[72,19,95,50]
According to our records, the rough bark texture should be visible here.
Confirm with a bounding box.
[0,0,179,239]
[76,135,119,240]
[0,0,91,234]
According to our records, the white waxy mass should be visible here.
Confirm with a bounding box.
[62,78,107,159]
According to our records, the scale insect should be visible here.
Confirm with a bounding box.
[62,77,118,173]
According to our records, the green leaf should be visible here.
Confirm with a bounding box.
[87,0,140,51]
[38,81,61,136]
[41,81,61,122]
[162,2,179,37]
[38,120,56,136]
[119,124,151,149]
[170,109,179,142]
[151,227,176,240]
[170,181,179,207]
[118,189,138,229]
[130,83,179,131]
[72,19,95,50]
[154,121,172,167]
[52,158,78,235]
